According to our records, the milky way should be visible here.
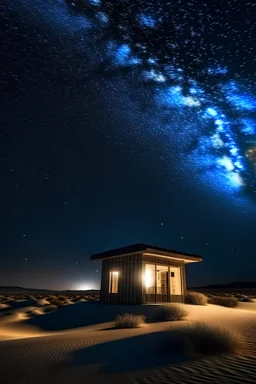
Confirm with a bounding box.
[8,0,256,209]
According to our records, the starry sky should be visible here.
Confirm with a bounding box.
[1,0,256,290]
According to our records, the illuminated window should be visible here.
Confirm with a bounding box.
[109,271,119,293]
[145,264,155,294]
[144,265,181,295]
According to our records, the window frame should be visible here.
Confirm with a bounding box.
[109,271,119,294]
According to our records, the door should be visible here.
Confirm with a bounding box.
[170,268,182,300]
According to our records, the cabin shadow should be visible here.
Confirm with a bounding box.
[25,302,160,331]
[66,331,188,373]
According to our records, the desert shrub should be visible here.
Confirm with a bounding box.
[25,295,36,301]
[154,304,188,322]
[73,298,86,303]
[46,295,57,301]
[26,309,42,317]
[62,299,73,305]
[185,292,208,305]
[162,322,243,356]
[72,296,82,303]
[2,298,15,304]
[35,299,50,307]
[208,296,238,307]
[56,295,67,302]
[115,313,145,328]
[237,295,254,303]
[41,305,58,313]
[47,298,66,308]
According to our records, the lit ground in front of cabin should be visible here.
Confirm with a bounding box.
[0,295,255,384]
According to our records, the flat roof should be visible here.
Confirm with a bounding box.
[90,243,203,262]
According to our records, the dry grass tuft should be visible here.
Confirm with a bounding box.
[71,296,82,303]
[236,295,254,302]
[25,308,42,317]
[208,296,238,307]
[25,295,36,301]
[154,304,188,322]
[41,305,58,313]
[163,322,244,356]
[115,313,145,328]
[35,299,50,307]
[185,292,208,305]
[47,298,66,308]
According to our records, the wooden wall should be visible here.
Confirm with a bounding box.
[100,253,187,304]
[100,253,143,304]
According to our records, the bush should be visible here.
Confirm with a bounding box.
[208,296,238,307]
[57,295,67,301]
[25,295,36,301]
[48,298,66,308]
[26,308,42,317]
[154,304,188,322]
[162,322,243,356]
[237,295,254,303]
[72,296,82,303]
[35,299,50,307]
[46,295,57,301]
[41,305,58,313]
[185,292,208,305]
[115,313,145,328]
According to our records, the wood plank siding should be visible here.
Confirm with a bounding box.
[100,253,186,304]
[100,253,143,304]
[91,244,202,305]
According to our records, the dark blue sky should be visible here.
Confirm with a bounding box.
[1,0,256,290]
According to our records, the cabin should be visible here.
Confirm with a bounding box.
[90,243,202,304]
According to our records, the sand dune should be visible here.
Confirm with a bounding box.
[0,298,255,384]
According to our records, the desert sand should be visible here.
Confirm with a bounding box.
[0,297,255,384]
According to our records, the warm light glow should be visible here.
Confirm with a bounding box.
[75,282,98,291]
[145,269,153,288]
[109,271,119,293]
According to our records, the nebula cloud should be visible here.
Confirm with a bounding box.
[22,0,256,208]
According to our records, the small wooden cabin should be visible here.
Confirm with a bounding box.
[91,243,202,304]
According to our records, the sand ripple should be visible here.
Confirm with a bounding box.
[0,302,255,384]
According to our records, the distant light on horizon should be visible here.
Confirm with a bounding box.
[74,282,99,291]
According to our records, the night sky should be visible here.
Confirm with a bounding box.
[1,0,256,290]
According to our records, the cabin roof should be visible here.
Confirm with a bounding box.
[90,243,203,262]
